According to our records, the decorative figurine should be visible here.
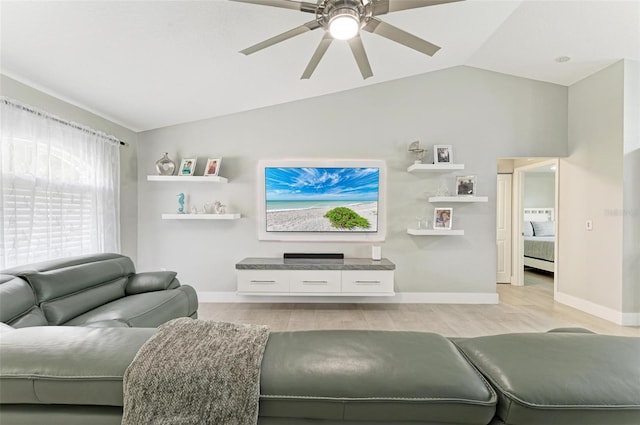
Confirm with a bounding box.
[408,141,426,164]
[177,193,185,214]
[214,201,226,215]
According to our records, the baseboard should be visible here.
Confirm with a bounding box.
[555,291,640,326]
[197,291,499,304]
[621,312,640,326]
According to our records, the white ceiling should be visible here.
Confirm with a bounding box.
[1,0,638,132]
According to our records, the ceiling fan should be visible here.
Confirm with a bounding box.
[231,0,464,79]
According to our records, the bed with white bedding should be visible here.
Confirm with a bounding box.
[523,208,555,273]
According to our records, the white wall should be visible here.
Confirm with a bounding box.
[0,74,139,262]
[523,172,555,209]
[623,60,640,315]
[559,62,625,315]
[137,66,568,299]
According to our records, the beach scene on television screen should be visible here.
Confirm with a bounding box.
[265,167,379,232]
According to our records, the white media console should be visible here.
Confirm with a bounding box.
[236,257,395,297]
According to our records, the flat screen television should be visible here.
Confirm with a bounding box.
[257,159,386,241]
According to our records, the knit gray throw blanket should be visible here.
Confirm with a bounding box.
[121,318,270,425]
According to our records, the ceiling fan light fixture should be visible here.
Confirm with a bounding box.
[328,9,360,40]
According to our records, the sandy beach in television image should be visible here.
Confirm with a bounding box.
[266,202,378,232]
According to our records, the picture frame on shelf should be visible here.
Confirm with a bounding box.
[456,175,477,196]
[433,207,453,230]
[204,158,222,176]
[179,158,197,176]
[434,145,453,164]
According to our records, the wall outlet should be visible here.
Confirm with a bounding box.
[586,220,593,231]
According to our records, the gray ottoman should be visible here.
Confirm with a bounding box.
[455,332,640,425]
[259,330,497,424]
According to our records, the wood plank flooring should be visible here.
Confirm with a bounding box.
[197,270,639,337]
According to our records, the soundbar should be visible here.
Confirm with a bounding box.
[283,253,344,260]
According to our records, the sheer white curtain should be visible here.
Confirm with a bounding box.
[0,97,120,269]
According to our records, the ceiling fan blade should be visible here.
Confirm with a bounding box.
[348,35,373,80]
[363,18,440,56]
[229,0,317,14]
[240,20,321,55]
[373,0,464,16]
[301,33,333,79]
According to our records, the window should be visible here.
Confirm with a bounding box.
[1,98,120,269]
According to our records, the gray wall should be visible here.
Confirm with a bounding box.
[560,62,624,312]
[623,60,640,314]
[137,66,568,296]
[523,172,555,209]
[0,74,139,262]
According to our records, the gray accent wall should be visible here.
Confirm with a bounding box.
[137,66,568,296]
[523,172,555,209]
[0,74,139,263]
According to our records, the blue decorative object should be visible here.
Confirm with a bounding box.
[177,193,185,214]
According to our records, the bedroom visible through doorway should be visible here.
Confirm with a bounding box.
[496,159,559,293]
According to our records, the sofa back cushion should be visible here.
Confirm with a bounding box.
[0,274,47,327]
[6,254,135,325]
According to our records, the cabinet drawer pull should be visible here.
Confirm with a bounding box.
[302,280,328,285]
[250,280,277,284]
[355,280,381,285]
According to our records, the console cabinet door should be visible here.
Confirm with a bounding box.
[290,270,341,293]
[237,270,289,293]
[341,270,394,294]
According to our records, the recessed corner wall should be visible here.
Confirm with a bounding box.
[559,61,625,318]
[137,66,568,300]
[623,59,640,319]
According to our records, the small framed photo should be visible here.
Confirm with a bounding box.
[179,158,197,176]
[456,175,477,196]
[204,158,222,177]
[433,208,453,230]
[434,145,453,164]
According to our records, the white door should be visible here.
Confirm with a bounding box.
[496,174,512,283]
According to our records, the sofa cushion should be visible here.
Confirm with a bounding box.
[63,286,198,328]
[0,274,47,327]
[259,330,496,424]
[0,326,156,407]
[455,333,640,425]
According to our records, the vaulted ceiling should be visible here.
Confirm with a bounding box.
[1,0,638,131]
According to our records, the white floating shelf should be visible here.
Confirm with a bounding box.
[407,163,465,173]
[147,175,228,183]
[407,228,465,236]
[428,196,489,203]
[162,213,241,220]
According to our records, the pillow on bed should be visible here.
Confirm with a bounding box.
[531,221,555,237]
[523,221,534,237]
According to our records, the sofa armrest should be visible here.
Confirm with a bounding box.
[125,271,179,295]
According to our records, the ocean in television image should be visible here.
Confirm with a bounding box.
[265,167,379,232]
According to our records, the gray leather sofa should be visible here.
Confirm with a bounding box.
[1,325,638,425]
[0,253,198,328]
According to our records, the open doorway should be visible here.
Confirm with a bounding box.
[497,158,559,293]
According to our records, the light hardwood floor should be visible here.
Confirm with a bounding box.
[198,270,639,337]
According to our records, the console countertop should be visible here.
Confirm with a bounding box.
[236,257,395,270]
